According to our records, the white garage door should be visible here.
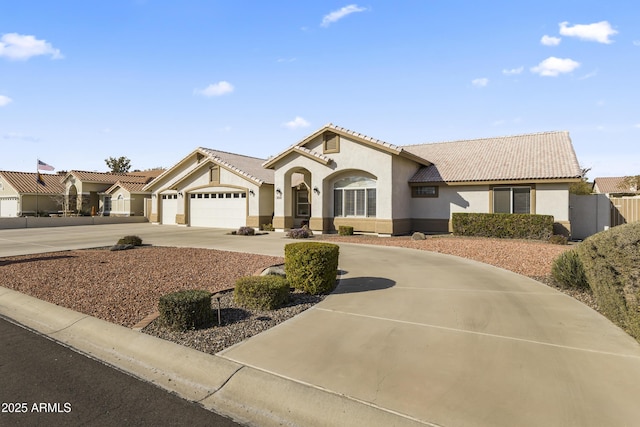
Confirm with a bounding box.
[189,191,247,228]
[0,197,18,217]
[161,194,178,225]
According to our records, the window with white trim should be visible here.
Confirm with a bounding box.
[296,189,310,217]
[333,176,376,217]
[493,187,531,214]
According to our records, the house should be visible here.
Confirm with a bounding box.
[0,171,65,217]
[102,181,151,217]
[143,148,274,228]
[149,124,583,235]
[60,170,162,215]
[593,176,640,197]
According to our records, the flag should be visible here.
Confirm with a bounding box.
[36,171,45,185]
[37,160,54,171]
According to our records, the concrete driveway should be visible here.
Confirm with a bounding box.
[2,223,640,427]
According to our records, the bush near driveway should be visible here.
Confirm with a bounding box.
[285,242,339,295]
[158,289,213,331]
[551,249,589,290]
[577,222,640,340]
[234,275,290,310]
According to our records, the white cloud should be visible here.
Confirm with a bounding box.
[321,4,367,27]
[559,21,618,44]
[3,132,39,142]
[0,95,12,106]
[579,70,598,80]
[195,81,234,97]
[0,33,62,61]
[471,78,489,88]
[634,123,640,129]
[634,40,640,46]
[531,57,580,77]
[283,116,310,129]
[502,66,523,75]
[541,35,561,46]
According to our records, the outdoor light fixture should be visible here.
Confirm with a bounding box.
[249,189,255,196]
[313,186,320,195]
[276,188,282,196]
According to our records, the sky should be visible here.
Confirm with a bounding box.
[1,1,638,180]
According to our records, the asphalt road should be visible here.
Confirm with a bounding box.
[0,317,242,427]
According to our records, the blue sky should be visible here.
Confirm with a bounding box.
[1,1,638,180]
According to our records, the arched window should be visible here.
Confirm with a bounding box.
[333,176,376,217]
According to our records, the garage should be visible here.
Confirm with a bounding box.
[161,194,178,225]
[189,191,247,228]
[0,197,18,217]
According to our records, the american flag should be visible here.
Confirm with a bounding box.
[37,159,55,171]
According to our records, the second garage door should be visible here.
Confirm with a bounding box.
[189,191,246,228]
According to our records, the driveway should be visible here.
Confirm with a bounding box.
[2,223,640,427]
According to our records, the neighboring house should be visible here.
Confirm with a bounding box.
[153,124,583,235]
[144,148,274,228]
[102,181,151,217]
[60,170,162,215]
[593,176,640,197]
[0,171,65,217]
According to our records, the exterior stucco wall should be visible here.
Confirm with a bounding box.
[20,195,61,215]
[536,183,570,221]
[411,185,490,219]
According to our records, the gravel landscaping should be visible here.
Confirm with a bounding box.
[1,235,594,355]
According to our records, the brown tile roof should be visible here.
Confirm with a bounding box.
[104,181,151,194]
[593,177,640,194]
[0,171,65,194]
[404,131,582,183]
[198,148,274,184]
[65,170,155,184]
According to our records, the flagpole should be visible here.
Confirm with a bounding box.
[36,158,39,216]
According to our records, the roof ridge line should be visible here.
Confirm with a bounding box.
[402,130,568,147]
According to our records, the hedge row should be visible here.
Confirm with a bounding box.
[576,222,640,340]
[452,213,554,240]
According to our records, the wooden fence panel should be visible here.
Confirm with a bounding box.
[610,197,640,227]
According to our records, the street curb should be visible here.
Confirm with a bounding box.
[0,286,427,427]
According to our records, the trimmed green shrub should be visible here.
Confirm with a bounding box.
[158,289,213,331]
[338,226,354,236]
[551,250,589,290]
[117,235,143,246]
[237,226,255,236]
[261,223,275,231]
[452,213,553,240]
[549,234,568,245]
[234,276,290,310]
[576,222,640,340]
[285,242,339,295]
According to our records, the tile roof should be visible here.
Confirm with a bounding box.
[104,181,151,194]
[0,171,65,194]
[66,170,153,184]
[199,147,274,184]
[404,131,582,183]
[593,177,640,194]
[326,123,403,152]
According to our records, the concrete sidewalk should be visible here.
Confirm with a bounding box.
[2,224,640,426]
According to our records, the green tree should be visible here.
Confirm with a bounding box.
[105,156,132,173]
[619,175,640,192]
[569,166,593,195]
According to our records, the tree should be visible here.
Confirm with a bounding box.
[569,166,593,195]
[105,156,131,173]
[619,175,640,192]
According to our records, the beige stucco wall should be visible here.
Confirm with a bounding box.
[536,183,570,221]
[109,188,147,216]
[410,185,490,219]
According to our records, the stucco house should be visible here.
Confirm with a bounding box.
[149,124,583,235]
[144,148,274,228]
[102,181,151,217]
[0,171,65,217]
[60,170,162,215]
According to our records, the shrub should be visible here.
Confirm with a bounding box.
[452,213,553,240]
[234,276,290,310]
[158,289,213,331]
[576,222,640,341]
[261,223,275,231]
[286,228,311,239]
[549,234,568,245]
[285,242,339,295]
[117,235,143,246]
[237,226,255,236]
[338,226,354,236]
[551,250,589,290]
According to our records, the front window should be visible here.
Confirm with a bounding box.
[333,176,376,217]
[296,190,310,217]
[494,187,531,214]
